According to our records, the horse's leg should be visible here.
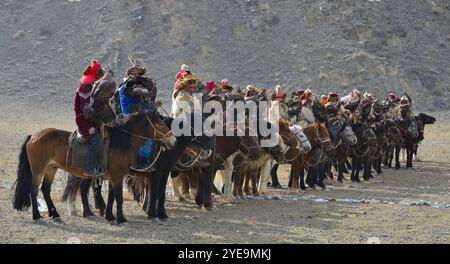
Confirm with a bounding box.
[318,163,326,189]
[92,180,106,216]
[388,146,394,168]
[345,159,352,170]
[180,172,191,198]
[270,163,281,188]
[195,168,206,207]
[288,169,293,188]
[291,159,300,191]
[243,172,251,195]
[221,156,235,201]
[157,170,170,220]
[78,179,94,218]
[406,146,413,168]
[104,182,116,222]
[232,170,240,198]
[351,158,361,182]
[111,177,127,225]
[147,170,161,220]
[337,162,345,182]
[384,149,389,167]
[395,146,401,169]
[171,175,186,202]
[251,171,259,196]
[203,167,216,210]
[259,160,272,195]
[41,166,60,220]
[307,166,316,189]
[363,159,371,181]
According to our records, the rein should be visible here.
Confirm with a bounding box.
[130,147,163,173]
[304,125,329,167]
[117,112,172,142]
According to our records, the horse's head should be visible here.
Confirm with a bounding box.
[289,124,311,153]
[314,123,332,152]
[372,120,389,148]
[145,111,176,149]
[340,121,358,146]
[418,113,436,125]
[278,120,300,151]
[407,117,419,139]
[238,134,262,161]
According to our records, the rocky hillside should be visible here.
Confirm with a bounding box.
[0,0,449,110]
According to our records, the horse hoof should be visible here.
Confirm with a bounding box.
[34,218,45,225]
[117,221,129,227]
[52,217,64,224]
[83,212,95,218]
[205,205,218,211]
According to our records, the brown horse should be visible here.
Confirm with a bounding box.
[12,111,176,224]
[235,120,301,198]
[173,130,262,209]
[290,122,332,191]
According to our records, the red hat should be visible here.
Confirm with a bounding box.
[79,63,102,85]
[220,79,229,87]
[206,80,216,93]
[387,92,396,99]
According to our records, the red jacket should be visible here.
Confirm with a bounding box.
[74,84,96,138]
[79,63,102,85]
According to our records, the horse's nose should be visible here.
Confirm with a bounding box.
[351,137,358,146]
[164,136,177,150]
[303,141,312,153]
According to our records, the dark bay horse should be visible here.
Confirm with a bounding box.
[12,111,176,224]
[324,117,358,182]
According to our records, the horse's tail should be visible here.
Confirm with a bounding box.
[12,135,32,211]
[125,176,146,203]
[61,174,81,203]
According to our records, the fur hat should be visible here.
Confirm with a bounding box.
[126,57,146,78]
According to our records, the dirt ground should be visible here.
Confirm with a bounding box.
[0,103,449,244]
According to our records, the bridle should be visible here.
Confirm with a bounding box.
[304,124,331,167]
[238,136,260,157]
[117,112,173,142]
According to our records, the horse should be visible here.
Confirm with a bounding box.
[413,113,436,161]
[324,117,358,182]
[396,117,419,168]
[12,111,176,224]
[349,122,378,182]
[384,119,403,168]
[289,122,332,191]
[371,120,389,174]
[62,114,210,220]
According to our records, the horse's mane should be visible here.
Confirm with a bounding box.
[108,113,149,151]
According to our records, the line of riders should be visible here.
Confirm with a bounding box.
[11,58,436,224]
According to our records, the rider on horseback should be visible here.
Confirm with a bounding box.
[382,92,401,121]
[117,60,158,170]
[399,94,414,121]
[75,59,106,177]
[324,92,350,123]
[298,89,315,128]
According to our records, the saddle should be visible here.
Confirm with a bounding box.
[68,130,110,173]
